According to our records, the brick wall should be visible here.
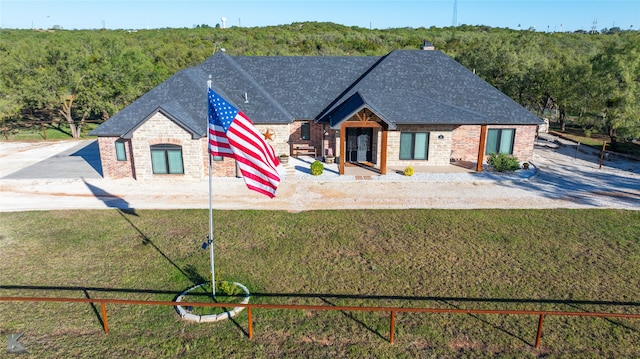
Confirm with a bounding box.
[451,125,482,162]
[510,125,536,162]
[98,137,136,179]
[289,120,326,158]
[201,137,237,177]
[451,124,537,164]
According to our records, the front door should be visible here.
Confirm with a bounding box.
[346,128,373,162]
[357,132,369,161]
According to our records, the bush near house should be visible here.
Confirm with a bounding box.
[487,153,521,172]
[310,160,324,175]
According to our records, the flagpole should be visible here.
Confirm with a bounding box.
[207,75,215,298]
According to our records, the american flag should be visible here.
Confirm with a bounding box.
[208,87,281,198]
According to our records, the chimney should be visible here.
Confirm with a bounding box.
[421,41,435,50]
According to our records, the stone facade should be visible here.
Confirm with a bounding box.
[97,113,538,180]
[255,123,291,158]
[386,125,455,167]
[99,113,293,180]
[130,113,203,180]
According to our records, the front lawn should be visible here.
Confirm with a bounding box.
[1,209,639,358]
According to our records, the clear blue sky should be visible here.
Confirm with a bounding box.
[1,0,638,32]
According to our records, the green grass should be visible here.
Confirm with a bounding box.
[548,122,640,157]
[0,122,100,141]
[552,131,607,147]
[1,209,639,358]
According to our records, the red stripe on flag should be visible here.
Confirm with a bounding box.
[235,156,280,189]
[226,116,280,176]
[231,114,279,165]
[227,135,280,182]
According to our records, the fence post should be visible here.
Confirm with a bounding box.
[248,307,253,340]
[389,311,395,344]
[101,302,109,334]
[535,314,544,349]
[599,141,606,169]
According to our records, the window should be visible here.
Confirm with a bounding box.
[115,140,127,161]
[485,129,515,155]
[300,122,310,140]
[212,155,224,161]
[150,144,184,174]
[400,132,429,160]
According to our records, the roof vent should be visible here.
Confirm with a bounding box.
[243,92,249,103]
[421,41,435,50]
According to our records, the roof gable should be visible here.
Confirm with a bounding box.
[90,66,209,137]
[318,50,541,126]
[122,106,198,139]
[327,92,396,130]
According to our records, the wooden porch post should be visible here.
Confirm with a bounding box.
[380,129,388,175]
[476,125,487,172]
[339,125,346,175]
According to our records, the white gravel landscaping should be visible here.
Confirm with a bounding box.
[1,134,638,212]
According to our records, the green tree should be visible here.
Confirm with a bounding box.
[1,24,638,143]
[590,35,640,145]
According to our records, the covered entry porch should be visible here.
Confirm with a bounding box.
[336,109,390,175]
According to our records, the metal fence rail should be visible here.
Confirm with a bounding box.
[2,296,639,349]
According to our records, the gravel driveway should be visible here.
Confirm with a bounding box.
[1,134,638,212]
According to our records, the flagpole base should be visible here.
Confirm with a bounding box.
[174,281,250,322]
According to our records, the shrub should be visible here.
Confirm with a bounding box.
[216,281,244,296]
[487,153,520,172]
[201,270,244,296]
[403,166,414,176]
[310,160,324,175]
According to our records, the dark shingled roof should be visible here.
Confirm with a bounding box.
[90,50,542,137]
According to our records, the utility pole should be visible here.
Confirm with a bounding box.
[452,0,458,27]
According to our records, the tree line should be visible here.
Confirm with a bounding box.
[1,23,638,142]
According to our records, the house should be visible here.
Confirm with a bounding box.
[90,45,542,180]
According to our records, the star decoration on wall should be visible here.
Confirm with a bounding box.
[263,128,274,141]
